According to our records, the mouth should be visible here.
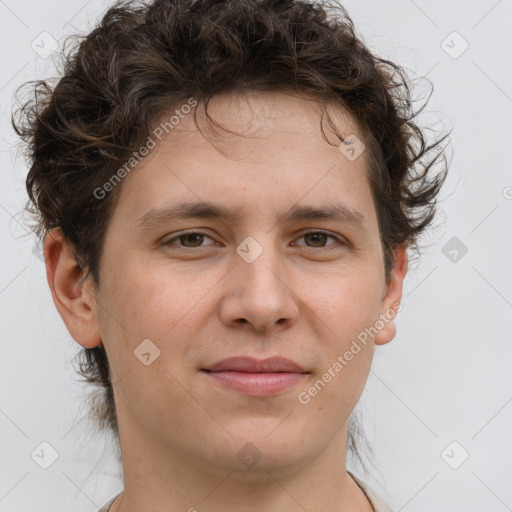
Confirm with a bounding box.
[201,356,309,396]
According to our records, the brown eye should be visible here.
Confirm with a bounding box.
[179,233,206,247]
[294,230,343,249]
[303,232,329,247]
[164,231,215,248]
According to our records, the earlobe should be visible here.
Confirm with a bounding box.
[374,243,408,346]
[43,228,102,349]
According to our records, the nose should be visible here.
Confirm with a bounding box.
[218,236,300,333]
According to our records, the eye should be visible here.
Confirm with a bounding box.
[162,229,345,251]
[163,231,216,249]
[292,230,344,249]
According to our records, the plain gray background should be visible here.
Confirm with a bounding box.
[1,0,511,510]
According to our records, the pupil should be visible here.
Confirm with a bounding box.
[307,233,325,247]
[184,234,203,247]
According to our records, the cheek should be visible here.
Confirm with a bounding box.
[299,268,382,399]
[304,266,384,343]
[106,257,201,335]
[99,257,222,387]
[99,262,204,426]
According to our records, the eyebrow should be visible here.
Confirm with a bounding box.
[135,200,366,231]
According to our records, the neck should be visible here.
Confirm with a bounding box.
[109,411,373,512]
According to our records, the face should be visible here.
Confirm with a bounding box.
[47,90,407,479]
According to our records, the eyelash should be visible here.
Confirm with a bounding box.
[162,229,346,251]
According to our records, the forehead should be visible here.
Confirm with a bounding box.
[108,90,377,235]
[154,90,362,148]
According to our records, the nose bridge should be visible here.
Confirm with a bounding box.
[236,233,285,295]
[220,232,299,331]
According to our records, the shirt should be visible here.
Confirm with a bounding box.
[98,493,119,512]
[348,471,396,512]
[97,473,395,511]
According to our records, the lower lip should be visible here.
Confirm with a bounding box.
[203,371,307,396]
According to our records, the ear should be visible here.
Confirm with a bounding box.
[43,228,102,348]
[374,243,408,346]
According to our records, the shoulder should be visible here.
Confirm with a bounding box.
[348,471,396,512]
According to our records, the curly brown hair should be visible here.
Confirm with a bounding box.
[12,0,449,470]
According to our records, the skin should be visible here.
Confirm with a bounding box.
[44,90,407,512]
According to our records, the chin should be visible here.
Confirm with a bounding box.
[215,424,311,472]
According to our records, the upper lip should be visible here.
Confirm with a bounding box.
[204,356,307,373]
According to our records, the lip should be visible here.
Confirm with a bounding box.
[202,356,309,396]
[205,356,306,373]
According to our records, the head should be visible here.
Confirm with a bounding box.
[13,0,448,476]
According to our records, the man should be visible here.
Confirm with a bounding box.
[14,0,449,510]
